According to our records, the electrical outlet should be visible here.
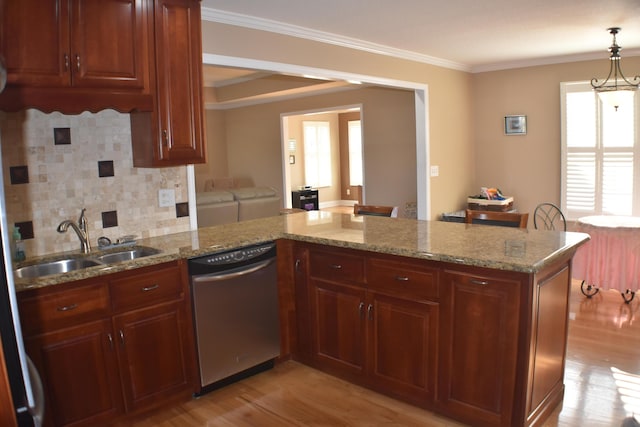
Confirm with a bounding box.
[158,189,175,207]
[346,188,351,195]
[430,165,439,177]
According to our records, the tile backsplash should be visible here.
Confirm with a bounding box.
[1,109,190,257]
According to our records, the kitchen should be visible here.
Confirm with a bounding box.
[0,1,638,427]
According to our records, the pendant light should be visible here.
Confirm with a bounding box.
[590,27,640,111]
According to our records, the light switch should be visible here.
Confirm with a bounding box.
[430,165,439,177]
[158,189,175,207]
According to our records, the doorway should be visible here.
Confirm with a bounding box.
[188,53,430,229]
[281,106,363,210]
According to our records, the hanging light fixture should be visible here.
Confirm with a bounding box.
[591,27,640,111]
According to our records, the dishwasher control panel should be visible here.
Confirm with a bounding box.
[189,243,276,273]
[203,244,273,265]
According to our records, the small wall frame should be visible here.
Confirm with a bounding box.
[504,115,527,135]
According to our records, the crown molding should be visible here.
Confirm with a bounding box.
[201,7,471,73]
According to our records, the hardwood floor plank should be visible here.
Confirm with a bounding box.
[123,280,639,427]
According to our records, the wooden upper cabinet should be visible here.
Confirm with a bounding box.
[131,0,206,166]
[2,0,69,87]
[70,0,148,89]
[2,0,148,90]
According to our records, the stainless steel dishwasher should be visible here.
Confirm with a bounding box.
[189,242,280,395]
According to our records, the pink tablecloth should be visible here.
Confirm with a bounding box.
[572,216,640,292]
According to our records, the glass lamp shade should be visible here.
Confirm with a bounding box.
[597,89,636,109]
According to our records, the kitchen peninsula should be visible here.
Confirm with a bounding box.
[14,212,589,427]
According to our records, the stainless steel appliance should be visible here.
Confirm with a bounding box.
[189,242,280,394]
[0,56,44,426]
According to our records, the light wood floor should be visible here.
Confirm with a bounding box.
[123,281,640,427]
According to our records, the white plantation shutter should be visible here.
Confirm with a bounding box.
[561,82,639,219]
[303,121,332,188]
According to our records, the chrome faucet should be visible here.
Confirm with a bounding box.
[57,208,91,253]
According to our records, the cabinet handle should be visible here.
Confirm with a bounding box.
[142,284,159,292]
[367,304,373,320]
[162,129,169,146]
[395,276,409,282]
[358,302,364,318]
[75,54,80,71]
[63,54,69,71]
[295,259,301,271]
[329,264,342,270]
[119,330,125,345]
[56,303,78,312]
[107,333,113,350]
[470,279,489,286]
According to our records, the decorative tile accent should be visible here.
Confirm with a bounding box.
[98,160,114,177]
[101,211,118,228]
[53,127,71,145]
[176,202,189,218]
[0,110,190,256]
[9,166,29,185]
[14,221,34,240]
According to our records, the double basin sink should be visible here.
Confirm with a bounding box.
[14,246,162,279]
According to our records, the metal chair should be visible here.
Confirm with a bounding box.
[464,209,529,228]
[353,204,398,217]
[533,203,566,231]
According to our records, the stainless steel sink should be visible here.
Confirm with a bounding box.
[14,246,163,279]
[94,246,161,264]
[15,258,104,279]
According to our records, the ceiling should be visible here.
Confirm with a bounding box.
[201,0,640,72]
[200,0,640,107]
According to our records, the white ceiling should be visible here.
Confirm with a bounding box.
[201,0,640,73]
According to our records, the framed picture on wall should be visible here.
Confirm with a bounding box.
[504,115,527,135]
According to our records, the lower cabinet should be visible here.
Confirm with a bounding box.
[438,269,521,427]
[25,319,123,427]
[18,260,196,427]
[280,241,565,427]
[305,245,439,405]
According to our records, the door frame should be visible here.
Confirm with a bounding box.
[188,53,430,227]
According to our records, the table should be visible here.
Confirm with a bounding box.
[573,215,640,302]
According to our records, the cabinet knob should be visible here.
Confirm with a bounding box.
[119,330,125,345]
[107,333,114,350]
[358,302,365,317]
[329,264,342,270]
[395,276,409,282]
[470,279,489,286]
[63,54,69,71]
[367,304,373,320]
[75,54,80,72]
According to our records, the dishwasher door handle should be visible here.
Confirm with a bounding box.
[191,258,275,283]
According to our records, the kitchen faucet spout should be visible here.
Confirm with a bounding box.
[57,208,91,253]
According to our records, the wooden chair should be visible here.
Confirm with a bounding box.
[353,204,398,218]
[464,209,528,228]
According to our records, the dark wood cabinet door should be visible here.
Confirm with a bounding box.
[439,270,520,427]
[152,0,205,164]
[309,279,366,379]
[113,301,192,412]
[367,292,438,405]
[25,320,123,427]
[70,0,148,89]
[1,0,70,87]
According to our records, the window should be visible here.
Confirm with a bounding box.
[303,121,331,188]
[348,120,363,186]
[561,82,640,219]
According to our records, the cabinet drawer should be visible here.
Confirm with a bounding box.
[110,264,182,311]
[367,258,439,300]
[19,282,110,335]
[309,250,365,284]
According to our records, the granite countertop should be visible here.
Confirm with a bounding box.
[14,211,590,291]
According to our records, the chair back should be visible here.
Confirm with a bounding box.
[354,204,398,218]
[533,203,566,231]
[465,209,528,228]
